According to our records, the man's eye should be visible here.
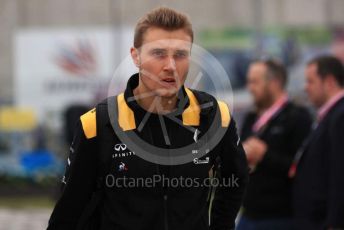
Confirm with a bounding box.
[175,52,188,58]
[152,51,165,57]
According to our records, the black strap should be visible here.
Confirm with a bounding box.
[95,100,114,188]
[76,99,115,230]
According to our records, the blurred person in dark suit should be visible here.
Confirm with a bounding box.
[237,59,313,230]
[293,55,344,230]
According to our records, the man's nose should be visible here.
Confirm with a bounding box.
[163,56,176,71]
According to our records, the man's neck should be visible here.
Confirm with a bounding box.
[317,87,344,120]
[272,91,286,104]
[133,86,178,114]
[325,87,344,103]
[257,91,287,114]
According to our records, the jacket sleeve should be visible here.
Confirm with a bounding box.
[258,108,313,175]
[326,113,344,228]
[210,118,249,230]
[47,119,98,230]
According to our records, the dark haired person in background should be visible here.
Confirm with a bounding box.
[237,59,312,230]
[293,55,344,230]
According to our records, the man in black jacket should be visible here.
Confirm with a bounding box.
[47,7,248,230]
[237,59,312,229]
[293,55,344,229]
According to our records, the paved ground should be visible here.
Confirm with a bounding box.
[0,208,51,230]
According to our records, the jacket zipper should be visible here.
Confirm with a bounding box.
[163,119,173,230]
[149,116,170,230]
[156,163,169,230]
[163,194,169,230]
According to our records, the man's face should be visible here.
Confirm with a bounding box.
[131,27,192,98]
[305,63,326,108]
[247,63,273,109]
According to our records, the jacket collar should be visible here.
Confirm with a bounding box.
[118,73,200,131]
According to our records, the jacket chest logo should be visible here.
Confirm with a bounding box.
[113,143,136,158]
[118,162,129,171]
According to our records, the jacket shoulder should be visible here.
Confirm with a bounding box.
[331,97,344,116]
[286,102,312,120]
[80,108,97,139]
[327,98,344,125]
[79,96,116,139]
[188,88,231,127]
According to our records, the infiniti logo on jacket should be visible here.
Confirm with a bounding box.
[113,143,136,158]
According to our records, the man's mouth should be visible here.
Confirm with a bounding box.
[161,77,177,86]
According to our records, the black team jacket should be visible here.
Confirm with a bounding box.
[47,73,249,230]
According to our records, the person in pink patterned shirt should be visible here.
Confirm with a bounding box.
[293,55,344,230]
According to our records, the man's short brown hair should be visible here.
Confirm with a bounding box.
[308,55,344,87]
[254,58,288,89]
[134,7,194,48]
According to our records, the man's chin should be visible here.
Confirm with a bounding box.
[312,99,325,109]
[155,88,179,98]
[254,99,264,108]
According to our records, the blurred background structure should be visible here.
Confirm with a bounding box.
[0,0,344,229]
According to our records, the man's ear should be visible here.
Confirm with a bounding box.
[327,74,341,88]
[130,47,140,67]
[271,78,284,91]
[323,74,334,90]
